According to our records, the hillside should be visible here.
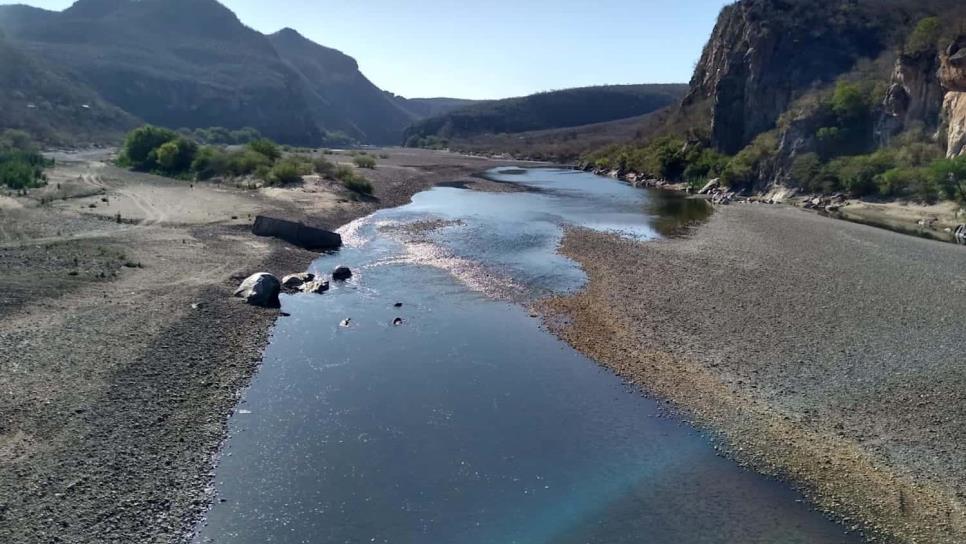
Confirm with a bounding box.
[393,96,480,119]
[0,30,137,144]
[0,0,461,146]
[402,84,688,147]
[267,28,418,144]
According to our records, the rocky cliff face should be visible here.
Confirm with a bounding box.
[877,52,945,145]
[940,37,966,157]
[684,0,887,154]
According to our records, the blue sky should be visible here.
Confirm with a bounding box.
[2,0,732,99]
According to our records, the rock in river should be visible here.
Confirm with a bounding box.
[252,216,342,251]
[282,273,315,290]
[233,273,281,308]
[302,279,330,294]
[332,266,353,281]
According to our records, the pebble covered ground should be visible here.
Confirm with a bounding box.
[540,203,966,544]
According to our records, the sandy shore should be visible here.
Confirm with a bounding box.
[0,148,521,543]
[539,204,966,543]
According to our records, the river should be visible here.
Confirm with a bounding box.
[194,168,859,543]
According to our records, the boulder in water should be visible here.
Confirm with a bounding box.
[252,216,342,251]
[301,279,330,294]
[332,266,353,281]
[233,273,281,308]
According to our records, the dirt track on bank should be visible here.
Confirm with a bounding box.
[0,148,519,543]
[539,204,966,544]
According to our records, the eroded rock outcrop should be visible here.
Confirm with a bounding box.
[877,52,945,145]
[940,37,966,158]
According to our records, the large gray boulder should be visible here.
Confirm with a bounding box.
[252,216,342,251]
[233,273,281,308]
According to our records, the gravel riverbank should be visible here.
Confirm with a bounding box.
[539,204,966,544]
[0,148,522,543]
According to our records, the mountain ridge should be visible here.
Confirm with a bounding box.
[0,0,470,145]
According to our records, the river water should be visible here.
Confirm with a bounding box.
[195,169,859,543]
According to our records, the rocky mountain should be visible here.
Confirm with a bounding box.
[673,0,966,191]
[267,28,417,144]
[683,0,892,155]
[403,84,688,147]
[0,29,137,144]
[0,0,458,146]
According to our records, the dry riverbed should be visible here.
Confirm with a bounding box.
[0,147,521,543]
[539,204,966,544]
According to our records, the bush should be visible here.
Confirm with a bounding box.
[313,156,336,177]
[190,147,231,180]
[119,125,178,170]
[335,165,372,195]
[247,138,281,162]
[353,155,376,169]
[0,130,50,189]
[155,137,198,176]
[929,155,966,202]
[721,132,778,189]
[227,149,273,177]
[265,157,312,186]
[906,17,942,55]
[879,166,938,202]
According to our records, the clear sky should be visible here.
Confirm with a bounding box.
[1,0,732,100]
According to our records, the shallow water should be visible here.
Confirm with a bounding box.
[196,169,858,543]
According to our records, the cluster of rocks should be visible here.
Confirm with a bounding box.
[581,165,681,190]
[695,178,775,206]
[233,266,353,308]
[801,193,846,213]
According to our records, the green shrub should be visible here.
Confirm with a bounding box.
[353,155,376,169]
[155,137,198,176]
[247,138,281,162]
[906,17,942,55]
[190,147,230,180]
[227,149,273,177]
[334,165,373,195]
[265,157,312,186]
[0,130,50,189]
[929,155,966,202]
[313,156,336,177]
[119,125,178,170]
[721,132,778,188]
[878,166,938,202]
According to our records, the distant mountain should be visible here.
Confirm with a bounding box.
[0,0,468,146]
[0,29,137,144]
[393,97,480,119]
[402,84,688,147]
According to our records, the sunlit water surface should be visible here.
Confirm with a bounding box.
[195,169,858,544]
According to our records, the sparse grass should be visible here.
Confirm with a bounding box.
[334,165,373,196]
[352,155,376,169]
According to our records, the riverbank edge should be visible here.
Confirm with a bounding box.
[536,223,964,544]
